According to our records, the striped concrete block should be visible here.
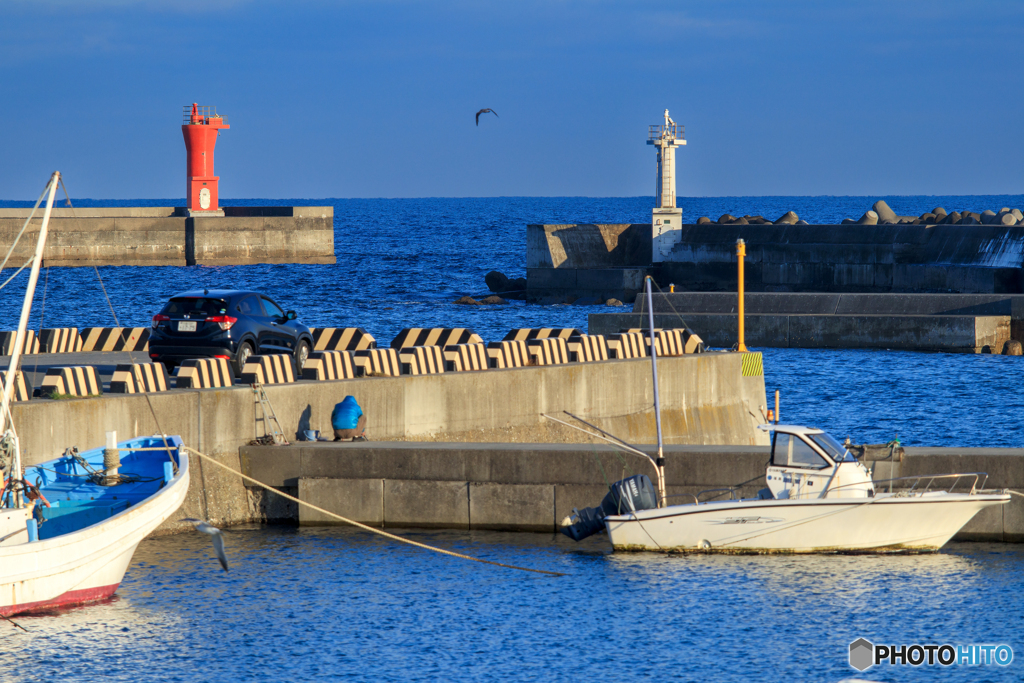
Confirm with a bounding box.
[0,330,39,356]
[682,329,706,354]
[627,327,705,355]
[302,351,358,381]
[626,328,679,356]
[502,328,583,342]
[399,345,446,375]
[175,358,234,389]
[567,334,609,363]
[354,348,401,377]
[486,340,531,369]
[38,328,82,354]
[78,327,150,352]
[390,328,483,349]
[655,329,683,356]
[240,354,296,385]
[2,370,30,401]
[310,327,377,352]
[526,337,571,366]
[109,363,171,394]
[442,343,489,372]
[39,366,102,398]
[607,332,647,359]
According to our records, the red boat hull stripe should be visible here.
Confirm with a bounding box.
[0,583,119,617]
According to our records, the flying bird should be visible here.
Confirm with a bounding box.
[182,518,229,571]
[475,108,498,126]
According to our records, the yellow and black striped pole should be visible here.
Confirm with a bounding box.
[737,238,747,352]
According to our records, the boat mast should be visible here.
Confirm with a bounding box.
[1,172,59,494]
[644,276,667,507]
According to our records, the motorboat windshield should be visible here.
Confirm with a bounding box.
[807,432,856,463]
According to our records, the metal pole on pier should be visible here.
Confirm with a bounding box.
[645,276,667,507]
[737,238,747,352]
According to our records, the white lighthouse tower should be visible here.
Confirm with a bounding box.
[648,109,686,261]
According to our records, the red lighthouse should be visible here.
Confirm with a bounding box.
[181,103,229,213]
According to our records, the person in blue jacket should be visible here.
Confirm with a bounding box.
[331,395,367,441]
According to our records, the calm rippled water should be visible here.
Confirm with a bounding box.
[2,527,1022,682]
[2,196,1023,681]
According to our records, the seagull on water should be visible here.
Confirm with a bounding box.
[182,518,229,571]
[475,108,498,126]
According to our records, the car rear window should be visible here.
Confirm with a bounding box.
[161,297,229,317]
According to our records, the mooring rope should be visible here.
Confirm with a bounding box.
[181,447,565,577]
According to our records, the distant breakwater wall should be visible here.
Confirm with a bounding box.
[11,353,767,532]
[0,206,335,266]
[527,222,1024,300]
[589,292,1024,354]
[241,441,1024,543]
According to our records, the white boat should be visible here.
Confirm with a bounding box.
[603,423,1009,553]
[556,276,1010,553]
[0,172,189,617]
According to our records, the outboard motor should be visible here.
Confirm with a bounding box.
[561,474,658,541]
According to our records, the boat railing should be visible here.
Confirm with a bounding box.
[828,472,991,497]
[696,487,741,503]
[663,489,737,505]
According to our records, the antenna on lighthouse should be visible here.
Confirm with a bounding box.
[647,109,686,261]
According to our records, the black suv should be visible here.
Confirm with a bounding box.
[148,289,313,375]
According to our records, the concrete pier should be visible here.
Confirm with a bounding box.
[8,353,767,532]
[0,206,334,266]
[589,292,1024,353]
[526,222,1024,299]
[239,441,1024,543]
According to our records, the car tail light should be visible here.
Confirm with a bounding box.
[152,314,170,328]
[207,315,237,331]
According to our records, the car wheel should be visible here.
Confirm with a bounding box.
[161,361,177,374]
[233,341,255,377]
[294,340,310,376]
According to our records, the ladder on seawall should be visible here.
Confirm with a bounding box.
[251,382,288,445]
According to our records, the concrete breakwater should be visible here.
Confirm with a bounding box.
[0,206,335,266]
[527,221,1024,301]
[240,441,1024,543]
[9,353,767,532]
[589,292,1024,353]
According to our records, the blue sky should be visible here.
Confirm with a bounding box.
[2,1,1023,199]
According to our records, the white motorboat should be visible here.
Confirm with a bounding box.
[0,172,189,617]
[602,423,1009,553]
[555,275,1010,554]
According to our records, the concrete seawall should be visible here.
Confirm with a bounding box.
[526,222,1024,301]
[240,442,1024,543]
[589,292,1024,352]
[0,206,335,266]
[590,313,1010,353]
[10,353,767,531]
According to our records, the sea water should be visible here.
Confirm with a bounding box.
[1,196,1022,680]
[1,527,1022,681]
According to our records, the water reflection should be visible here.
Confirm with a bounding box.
[2,527,1020,682]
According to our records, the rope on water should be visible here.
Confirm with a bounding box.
[181,447,566,577]
[1,612,28,632]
